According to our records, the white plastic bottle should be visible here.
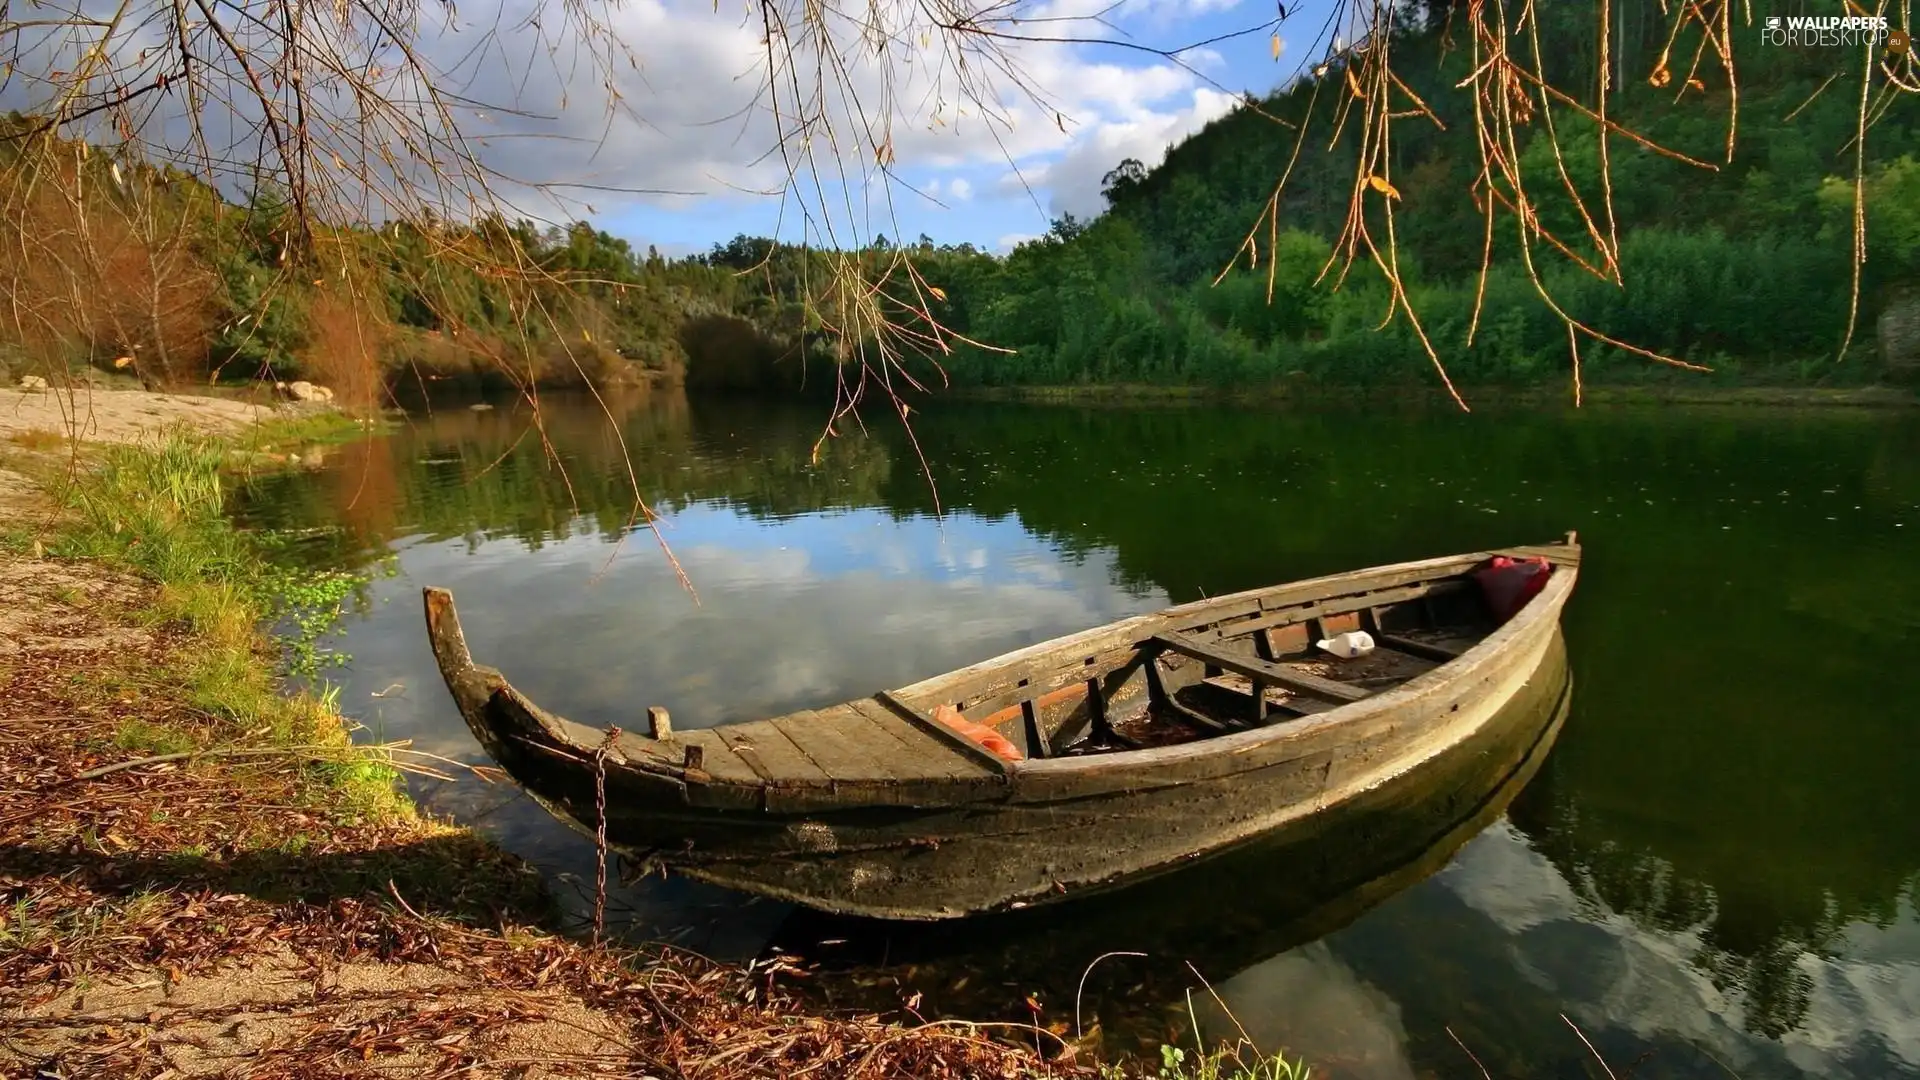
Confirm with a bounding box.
[1316,630,1376,659]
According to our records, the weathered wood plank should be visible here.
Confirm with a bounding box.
[766,711,877,778]
[1021,699,1051,759]
[1265,622,1311,657]
[969,680,1091,732]
[1203,580,1471,641]
[1491,544,1582,567]
[671,730,764,785]
[1166,556,1488,633]
[842,698,986,780]
[1155,631,1372,704]
[899,553,1497,713]
[1320,610,1364,637]
[950,644,1137,723]
[717,723,833,785]
[1375,632,1462,662]
[873,691,1013,776]
[1164,693,1238,733]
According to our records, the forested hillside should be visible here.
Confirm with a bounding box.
[5,0,1915,403]
[879,2,1920,392]
[0,115,794,403]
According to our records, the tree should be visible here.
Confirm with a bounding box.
[1101,158,1148,206]
[3,0,1915,418]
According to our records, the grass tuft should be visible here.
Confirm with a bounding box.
[113,718,200,756]
[1131,1043,1311,1080]
[48,420,405,819]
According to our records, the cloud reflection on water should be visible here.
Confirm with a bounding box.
[1204,823,1920,1080]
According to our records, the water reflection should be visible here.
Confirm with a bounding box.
[232,389,1920,1077]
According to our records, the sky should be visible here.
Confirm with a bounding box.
[423,0,1352,256]
[2,0,1355,255]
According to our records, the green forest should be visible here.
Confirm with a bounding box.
[888,4,1920,393]
[3,0,1915,402]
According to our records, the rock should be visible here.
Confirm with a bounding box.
[284,380,336,404]
[18,375,49,391]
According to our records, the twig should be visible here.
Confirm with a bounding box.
[1184,960,1256,1051]
[1074,950,1146,1039]
[1447,1025,1493,1080]
[1563,1013,1619,1080]
[59,743,355,783]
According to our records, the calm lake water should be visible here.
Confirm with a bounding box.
[234,390,1920,1079]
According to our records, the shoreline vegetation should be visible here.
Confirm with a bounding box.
[938,383,1920,409]
[0,390,1313,1078]
[6,0,1920,410]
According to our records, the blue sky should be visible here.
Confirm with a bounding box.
[0,0,1351,255]
[461,0,1350,256]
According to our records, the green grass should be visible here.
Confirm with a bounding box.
[113,718,200,756]
[0,890,176,954]
[1123,1044,1311,1080]
[45,420,409,823]
[234,409,386,455]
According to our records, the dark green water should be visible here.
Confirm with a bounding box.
[235,390,1920,1079]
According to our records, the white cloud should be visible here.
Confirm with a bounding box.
[0,0,1247,241]
[996,232,1040,251]
[1041,87,1239,219]
[1204,944,1418,1078]
[1439,822,1920,1079]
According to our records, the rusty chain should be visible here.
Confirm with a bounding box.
[592,725,622,946]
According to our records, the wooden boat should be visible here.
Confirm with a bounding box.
[775,637,1572,1024]
[423,535,1581,920]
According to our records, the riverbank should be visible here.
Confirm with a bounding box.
[0,389,1100,1078]
[943,382,1920,409]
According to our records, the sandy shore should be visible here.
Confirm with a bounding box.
[0,386,281,447]
[0,388,1088,1079]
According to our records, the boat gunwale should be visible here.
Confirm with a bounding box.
[425,541,1578,787]
[1008,563,1576,777]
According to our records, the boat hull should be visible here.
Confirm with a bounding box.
[773,643,1573,1029]
[665,617,1570,919]
[424,541,1580,920]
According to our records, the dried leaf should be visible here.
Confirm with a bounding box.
[1271,34,1282,60]
[1649,63,1672,88]
[1367,174,1402,200]
[927,285,947,301]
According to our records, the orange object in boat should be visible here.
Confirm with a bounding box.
[932,703,1025,763]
